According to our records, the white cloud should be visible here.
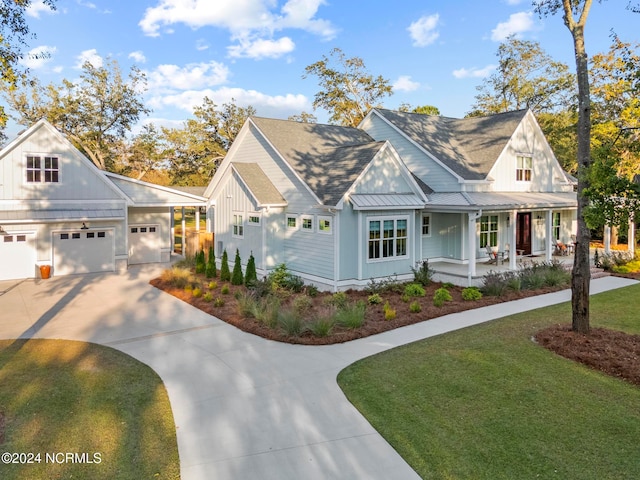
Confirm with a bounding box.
[407,14,440,47]
[452,65,496,79]
[228,36,295,59]
[128,51,147,64]
[26,1,57,18]
[149,86,310,118]
[196,39,210,51]
[147,61,230,91]
[505,0,523,4]
[393,75,420,92]
[491,11,534,41]
[20,45,57,69]
[75,49,103,68]
[139,0,336,38]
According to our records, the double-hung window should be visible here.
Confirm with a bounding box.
[368,217,408,261]
[516,156,532,182]
[421,214,431,237]
[232,213,244,238]
[479,215,498,248]
[552,212,561,240]
[26,155,59,183]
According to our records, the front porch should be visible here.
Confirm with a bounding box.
[430,253,576,287]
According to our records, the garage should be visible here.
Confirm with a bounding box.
[128,224,161,264]
[53,229,115,275]
[0,232,36,281]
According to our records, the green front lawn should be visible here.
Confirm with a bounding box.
[0,340,179,479]
[338,284,640,480]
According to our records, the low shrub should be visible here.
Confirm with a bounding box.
[461,287,483,301]
[184,284,193,292]
[221,284,230,295]
[202,292,213,302]
[612,260,640,274]
[213,297,225,307]
[404,283,426,297]
[305,285,319,297]
[365,275,401,295]
[409,301,422,313]
[208,281,218,290]
[433,287,452,307]
[442,282,455,289]
[411,260,434,286]
[292,295,313,315]
[328,291,348,309]
[368,293,383,305]
[192,287,202,298]
[268,263,304,293]
[383,301,397,321]
[335,301,366,329]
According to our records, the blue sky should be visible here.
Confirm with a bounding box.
[5,0,638,138]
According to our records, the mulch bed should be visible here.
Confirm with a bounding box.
[150,277,564,345]
[536,324,640,387]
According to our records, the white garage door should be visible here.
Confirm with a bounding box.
[128,225,161,264]
[0,233,36,280]
[53,229,115,275]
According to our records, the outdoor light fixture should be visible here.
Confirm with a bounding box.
[81,222,89,230]
[0,225,6,235]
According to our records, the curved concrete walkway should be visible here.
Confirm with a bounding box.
[0,267,636,479]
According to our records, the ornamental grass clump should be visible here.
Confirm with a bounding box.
[278,309,304,336]
[220,284,230,295]
[409,301,422,313]
[161,267,195,289]
[335,301,366,329]
[307,317,335,337]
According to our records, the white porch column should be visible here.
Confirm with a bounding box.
[195,207,200,232]
[467,211,481,284]
[629,218,636,256]
[181,206,186,255]
[545,210,553,261]
[509,210,517,270]
[170,208,175,253]
[604,225,611,254]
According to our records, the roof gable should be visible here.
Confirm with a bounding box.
[372,109,528,181]
[231,162,287,207]
[250,117,384,206]
[104,172,207,206]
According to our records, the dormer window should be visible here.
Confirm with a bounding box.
[26,155,59,183]
[516,156,532,182]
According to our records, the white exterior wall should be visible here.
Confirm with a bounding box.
[128,207,172,262]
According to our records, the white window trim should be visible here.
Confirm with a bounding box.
[421,213,431,237]
[516,155,533,183]
[248,212,261,226]
[552,212,561,241]
[300,214,314,232]
[232,212,244,238]
[479,215,498,249]
[25,153,61,184]
[286,214,298,230]
[366,215,409,263]
[317,215,333,235]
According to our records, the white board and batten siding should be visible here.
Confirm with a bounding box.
[360,114,460,192]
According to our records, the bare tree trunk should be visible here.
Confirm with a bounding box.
[564,0,593,334]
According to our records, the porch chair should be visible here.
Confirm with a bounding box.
[486,245,498,264]
[554,239,568,256]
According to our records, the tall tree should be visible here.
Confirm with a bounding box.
[4,59,149,171]
[303,47,392,127]
[398,103,441,115]
[471,36,576,115]
[535,0,594,334]
[162,97,255,185]
[126,123,166,180]
[0,0,57,141]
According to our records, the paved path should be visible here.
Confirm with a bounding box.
[0,267,636,479]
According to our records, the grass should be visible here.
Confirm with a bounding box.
[0,339,179,480]
[338,283,640,480]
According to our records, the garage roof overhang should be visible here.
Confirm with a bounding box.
[0,208,126,224]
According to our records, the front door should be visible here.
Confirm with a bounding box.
[516,212,532,255]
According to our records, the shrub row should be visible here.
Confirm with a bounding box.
[481,260,571,296]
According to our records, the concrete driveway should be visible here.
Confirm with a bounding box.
[0,265,636,479]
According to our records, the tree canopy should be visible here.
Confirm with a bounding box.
[0,0,57,141]
[3,59,149,171]
[303,47,393,127]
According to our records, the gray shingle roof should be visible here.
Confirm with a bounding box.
[375,109,528,180]
[251,117,384,206]
[232,162,287,207]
